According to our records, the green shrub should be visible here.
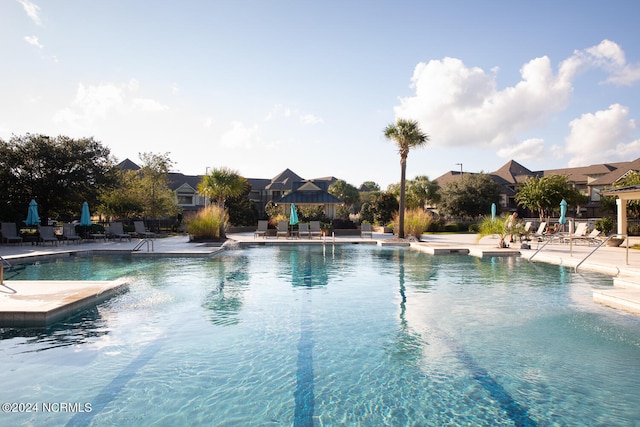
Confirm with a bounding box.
[186,205,229,240]
[393,209,432,239]
[595,217,614,235]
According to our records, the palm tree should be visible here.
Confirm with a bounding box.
[197,167,248,209]
[383,119,429,238]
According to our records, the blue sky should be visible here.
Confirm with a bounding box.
[2,1,640,189]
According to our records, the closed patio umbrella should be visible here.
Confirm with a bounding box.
[80,201,92,226]
[25,199,40,226]
[559,199,567,231]
[289,203,299,226]
[491,203,496,220]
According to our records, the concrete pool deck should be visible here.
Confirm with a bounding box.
[0,231,639,325]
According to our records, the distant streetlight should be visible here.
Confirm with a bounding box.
[456,163,463,175]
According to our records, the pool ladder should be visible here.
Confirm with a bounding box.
[0,256,11,284]
[528,233,629,271]
[132,238,154,252]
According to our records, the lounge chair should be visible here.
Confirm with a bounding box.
[1,222,23,245]
[107,222,131,241]
[563,222,588,242]
[38,226,59,246]
[254,220,268,238]
[309,221,322,239]
[532,222,547,241]
[518,221,533,242]
[565,228,602,245]
[276,220,289,239]
[298,223,310,238]
[361,222,373,238]
[61,223,81,244]
[134,221,156,238]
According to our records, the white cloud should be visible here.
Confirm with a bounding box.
[497,138,545,161]
[300,114,324,125]
[264,103,323,125]
[565,104,638,166]
[563,39,640,85]
[395,55,572,148]
[394,39,639,166]
[220,121,259,149]
[53,80,169,129]
[18,0,41,25]
[24,35,43,48]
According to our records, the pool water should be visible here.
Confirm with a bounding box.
[1,246,639,426]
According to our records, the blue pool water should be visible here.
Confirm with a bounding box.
[1,245,640,426]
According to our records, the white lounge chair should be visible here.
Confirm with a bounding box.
[532,222,547,241]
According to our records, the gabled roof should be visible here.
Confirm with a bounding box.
[266,168,304,191]
[589,157,640,186]
[247,178,271,192]
[117,158,141,171]
[492,160,535,184]
[168,173,201,191]
[275,180,343,205]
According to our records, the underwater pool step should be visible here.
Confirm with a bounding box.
[593,287,640,315]
[0,279,128,327]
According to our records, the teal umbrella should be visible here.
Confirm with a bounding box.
[25,199,40,226]
[289,203,299,225]
[80,201,92,226]
[491,203,496,220]
[559,199,567,225]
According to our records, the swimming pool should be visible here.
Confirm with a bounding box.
[1,245,639,426]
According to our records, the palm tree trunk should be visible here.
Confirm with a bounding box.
[399,156,407,238]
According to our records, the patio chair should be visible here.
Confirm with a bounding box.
[532,222,547,241]
[1,222,23,245]
[134,221,156,238]
[309,221,322,239]
[38,226,59,246]
[562,222,588,243]
[61,223,81,244]
[254,220,268,238]
[276,220,289,239]
[107,222,131,241]
[298,223,310,239]
[361,222,373,238]
[565,228,602,245]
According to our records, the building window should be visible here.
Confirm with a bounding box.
[178,193,194,205]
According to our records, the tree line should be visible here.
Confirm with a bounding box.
[0,133,619,231]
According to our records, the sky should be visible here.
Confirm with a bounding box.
[2,1,640,189]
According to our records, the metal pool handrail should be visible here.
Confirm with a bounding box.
[528,234,565,261]
[132,239,154,252]
[574,234,629,272]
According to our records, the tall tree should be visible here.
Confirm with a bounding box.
[439,173,500,218]
[329,179,360,211]
[383,119,429,238]
[515,174,582,220]
[136,152,181,224]
[197,167,248,209]
[0,134,117,223]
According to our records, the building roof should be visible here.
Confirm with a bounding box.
[275,181,343,205]
[117,158,141,171]
[168,172,201,191]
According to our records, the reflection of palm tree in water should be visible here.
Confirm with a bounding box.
[392,250,424,364]
[202,256,250,326]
